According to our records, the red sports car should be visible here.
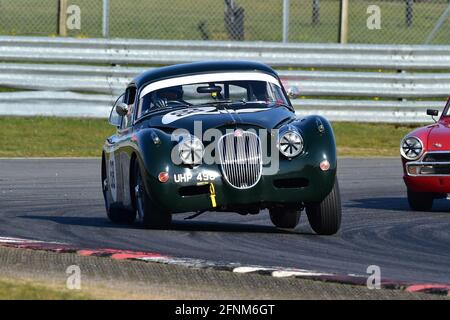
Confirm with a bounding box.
[401,100,450,211]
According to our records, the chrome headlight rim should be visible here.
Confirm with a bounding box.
[278,130,304,158]
[178,135,204,165]
[400,136,424,161]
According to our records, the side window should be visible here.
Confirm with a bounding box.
[109,93,125,127]
[121,86,137,129]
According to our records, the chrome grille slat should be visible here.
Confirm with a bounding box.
[218,131,262,189]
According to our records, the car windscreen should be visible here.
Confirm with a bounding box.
[136,79,288,119]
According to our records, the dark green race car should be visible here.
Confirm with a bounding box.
[102,61,341,235]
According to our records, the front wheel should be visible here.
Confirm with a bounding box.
[133,161,172,229]
[407,189,434,211]
[305,179,342,235]
[269,206,301,229]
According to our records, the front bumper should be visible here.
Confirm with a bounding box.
[403,152,450,193]
[145,157,336,214]
[404,175,450,193]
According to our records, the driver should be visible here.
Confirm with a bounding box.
[153,85,186,109]
[251,81,270,102]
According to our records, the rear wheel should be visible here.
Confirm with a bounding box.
[269,206,301,229]
[305,179,342,235]
[133,160,171,229]
[407,189,434,211]
[102,155,136,224]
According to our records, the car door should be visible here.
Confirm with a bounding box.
[114,85,138,208]
[104,93,125,207]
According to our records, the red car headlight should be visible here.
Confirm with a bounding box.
[400,136,423,161]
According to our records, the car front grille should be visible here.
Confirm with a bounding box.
[406,152,450,176]
[423,152,450,163]
[218,130,262,189]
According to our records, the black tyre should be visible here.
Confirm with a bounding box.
[106,204,136,224]
[305,179,342,235]
[407,189,434,211]
[102,155,136,224]
[133,160,172,229]
[269,206,301,229]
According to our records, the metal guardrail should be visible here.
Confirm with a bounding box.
[1,36,450,122]
[3,36,450,69]
[0,91,441,123]
[2,63,450,99]
[1,91,114,118]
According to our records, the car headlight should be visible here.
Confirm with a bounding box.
[178,135,204,165]
[278,131,304,158]
[400,136,423,160]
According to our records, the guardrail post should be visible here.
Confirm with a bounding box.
[282,0,290,43]
[338,0,349,44]
[102,0,110,38]
[57,0,68,36]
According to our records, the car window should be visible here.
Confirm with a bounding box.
[228,84,249,101]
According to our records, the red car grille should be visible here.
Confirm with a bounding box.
[423,152,450,163]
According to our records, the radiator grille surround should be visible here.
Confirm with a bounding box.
[218,130,262,189]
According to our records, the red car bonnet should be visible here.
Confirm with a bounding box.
[426,120,450,151]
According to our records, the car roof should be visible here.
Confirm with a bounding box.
[132,60,279,88]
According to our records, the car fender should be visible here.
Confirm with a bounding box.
[283,115,337,200]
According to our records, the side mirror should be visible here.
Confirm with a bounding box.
[109,93,125,127]
[286,86,300,99]
[427,109,439,117]
[116,102,129,116]
[427,109,439,123]
[108,105,121,127]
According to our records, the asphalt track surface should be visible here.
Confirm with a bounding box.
[0,158,449,284]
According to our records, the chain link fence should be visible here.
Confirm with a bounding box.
[348,0,450,44]
[1,0,450,44]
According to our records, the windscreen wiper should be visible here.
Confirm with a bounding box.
[270,102,295,112]
[136,105,191,123]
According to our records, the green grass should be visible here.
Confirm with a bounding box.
[0,278,91,300]
[0,0,449,44]
[333,121,417,157]
[0,116,420,158]
[0,117,114,157]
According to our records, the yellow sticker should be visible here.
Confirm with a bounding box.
[209,183,217,208]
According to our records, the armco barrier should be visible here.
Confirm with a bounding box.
[1,36,449,122]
